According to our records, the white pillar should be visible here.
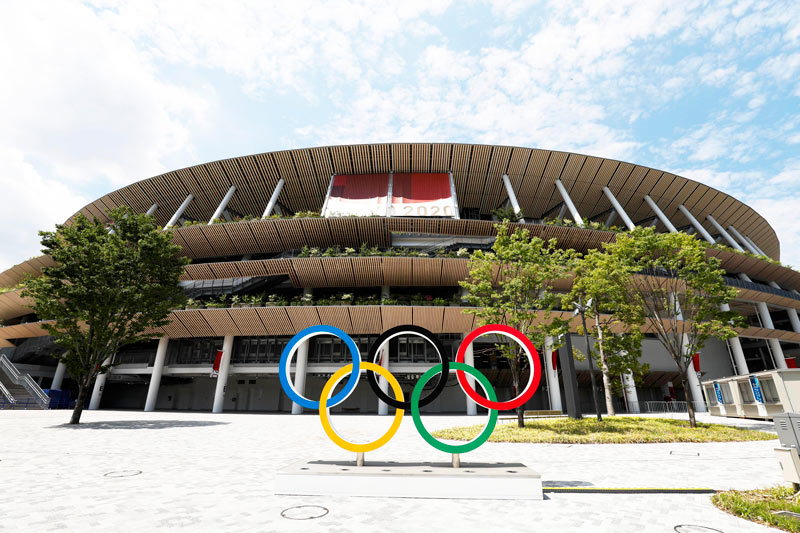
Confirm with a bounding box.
[728,225,759,254]
[643,195,678,232]
[502,174,525,223]
[555,180,583,226]
[463,333,478,415]
[678,205,715,243]
[755,301,787,369]
[51,361,67,390]
[622,372,640,413]
[88,357,112,410]
[290,340,309,415]
[212,335,234,413]
[706,215,743,251]
[144,337,169,412]
[381,286,390,299]
[263,178,286,218]
[721,304,749,375]
[544,336,562,412]
[145,203,158,216]
[165,194,194,229]
[681,337,707,412]
[602,187,635,230]
[377,343,390,416]
[766,281,800,334]
[743,235,766,256]
[208,185,236,224]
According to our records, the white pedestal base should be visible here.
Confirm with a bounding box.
[276,460,543,500]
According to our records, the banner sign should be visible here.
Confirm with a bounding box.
[390,173,456,218]
[750,376,764,404]
[210,349,223,378]
[713,382,724,404]
[324,174,389,217]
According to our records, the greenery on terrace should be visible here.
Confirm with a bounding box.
[713,486,800,532]
[183,290,468,310]
[431,417,777,444]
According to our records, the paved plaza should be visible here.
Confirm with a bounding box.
[0,409,786,532]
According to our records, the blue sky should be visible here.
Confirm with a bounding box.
[0,0,798,270]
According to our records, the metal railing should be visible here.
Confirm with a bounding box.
[639,401,707,413]
[0,354,50,408]
[0,379,15,404]
[0,396,38,410]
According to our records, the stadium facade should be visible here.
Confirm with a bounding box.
[1,142,799,415]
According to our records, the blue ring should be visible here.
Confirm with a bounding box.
[278,325,361,410]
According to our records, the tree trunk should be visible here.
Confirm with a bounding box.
[679,371,697,428]
[600,363,615,416]
[595,320,615,416]
[70,379,88,425]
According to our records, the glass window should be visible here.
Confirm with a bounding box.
[719,383,734,404]
[704,386,718,406]
[738,381,755,403]
[760,378,781,403]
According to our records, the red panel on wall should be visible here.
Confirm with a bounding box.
[325,174,389,216]
[391,173,455,217]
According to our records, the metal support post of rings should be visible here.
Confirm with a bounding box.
[279,323,541,455]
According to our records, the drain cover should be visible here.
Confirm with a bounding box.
[104,470,142,478]
[281,505,329,520]
[674,526,724,533]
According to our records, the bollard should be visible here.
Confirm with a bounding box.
[356,452,365,466]
[452,453,461,468]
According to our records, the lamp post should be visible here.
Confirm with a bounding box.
[574,297,602,421]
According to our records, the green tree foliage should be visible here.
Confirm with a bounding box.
[460,222,576,427]
[567,249,648,415]
[22,207,188,424]
[601,227,745,427]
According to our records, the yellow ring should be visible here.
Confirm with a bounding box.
[319,362,404,453]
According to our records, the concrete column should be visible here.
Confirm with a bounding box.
[706,215,744,251]
[544,336,562,412]
[754,301,787,369]
[211,335,234,413]
[208,185,236,224]
[381,286,390,299]
[766,281,800,334]
[51,361,67,390]
[602,187,635,230]
[622,372,640,413]
[290,340,309,415]
[165,194,194,229]
[502,174,525,223]
[728,225,759,255]
[678,205,715,243]
[88,357,112,410]
[262,178,285,218]
[144,337,169,412]
[462,333,478,415]
[377,343,390,416]
[145,203,158,216]
[681,337,707,412]
[643,195,678,232]
[721,305,749,375]
[555,180,583,226]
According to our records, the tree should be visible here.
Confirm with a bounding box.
[460,222,576,427]
[567,249,648,416]
[601,227,744,427]
[23,207,188,424]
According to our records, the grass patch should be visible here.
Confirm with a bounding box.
[713,486,800,532]
[430,417,777,444]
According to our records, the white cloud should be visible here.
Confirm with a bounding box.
[0,146,87,270]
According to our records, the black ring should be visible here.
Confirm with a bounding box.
[366,325,449,410]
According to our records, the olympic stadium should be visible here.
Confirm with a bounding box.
[2,142,799,417]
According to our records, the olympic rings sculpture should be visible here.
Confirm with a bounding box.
[279,323,541,454]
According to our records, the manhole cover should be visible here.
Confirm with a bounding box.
[281,505,329,520]
[674,526,724,533]
[104,470,142,478]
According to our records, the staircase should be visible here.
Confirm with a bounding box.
[0,354,49,410]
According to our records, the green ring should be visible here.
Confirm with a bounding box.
[411,362,498,454]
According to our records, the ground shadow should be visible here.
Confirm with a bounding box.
[49,420,229,430]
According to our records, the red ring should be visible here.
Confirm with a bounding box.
[455,324,541,411]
